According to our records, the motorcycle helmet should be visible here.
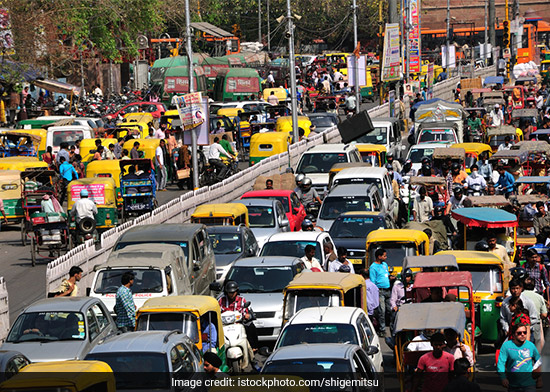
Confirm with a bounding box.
[301,219,314,231]
[305,213,316,223]
[403,268,413,279]
[451,162,461,172]
[295,173,305,186]
[224,280,239,294]
[421,156,431,165]
[475,240,489,252]
[421,163,432,176]
[301,177,312,190]
[453,185,464,196]
[510,267,527,281]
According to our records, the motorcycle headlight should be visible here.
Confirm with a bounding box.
[222,314,236,325]
[235,313,242,322]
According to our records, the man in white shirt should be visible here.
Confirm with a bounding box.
[498,135,513,151]
[208,137,233,180]
[490,104,504,126]
[267,91,279,105]
[300,244,323,271]
[412,187,433,223]
[266,71,275,88]
[345,93,357,112]
[154,123,166,139]
[70,189,97,224]
[155,139,167,191]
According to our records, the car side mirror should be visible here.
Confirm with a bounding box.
[247,247,256,257]
[86,287,91,296]
[210,282,222,292]
[366,345,379,356]
[259,346,272,356]
[280,219,290,227]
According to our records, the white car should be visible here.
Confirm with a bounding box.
[259,231,336,271]
[406,142,452,174]
[296,144,362,196]
[273,306,383,372]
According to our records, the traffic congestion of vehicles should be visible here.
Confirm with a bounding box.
[2,40,550,391]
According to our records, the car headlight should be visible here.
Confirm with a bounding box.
[222,314,236,325]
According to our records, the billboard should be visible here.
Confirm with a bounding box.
[382,23,401,82]
[408,0,421,73]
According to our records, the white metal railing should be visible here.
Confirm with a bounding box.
[44,65,496,295]
[0,277,9,343]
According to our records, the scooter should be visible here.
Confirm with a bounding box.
[221,302,255,373]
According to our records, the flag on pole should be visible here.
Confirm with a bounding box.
[353,42,361,58]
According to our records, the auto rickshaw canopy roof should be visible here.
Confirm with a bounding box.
[433,147,465,160]
[0,157,49,171]
[486,125,518,136]
[285,272,365,291]
[451,143,492,155]
[394,302,466,338]
[329,162,372,173]
[515,176,550,184]
[403,255,458,270]
[354,144,388,153]
[413,271,473,293]
[192,203,248,218]
[467,195,511,207]
[512,140,550,154]
[139,295,220,314]
[366,229,429,245]
[514,194,549,205]
[512,108,538,118]
[250,132,290,146]
[451,207,518,228]
[489,149,529,162]
[68,176,117,190]
[436,250,504,267]
[409,176,446,186]
[1,360,114,390]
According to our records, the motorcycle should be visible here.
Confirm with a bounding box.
[467,183,485,197]
[305,201,320,218]
[70,217,99,248]
[200,153,239,187]
[221,301,255,373]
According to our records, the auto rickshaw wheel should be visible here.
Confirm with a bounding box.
[21,222,27,246]
[30,236,36,267]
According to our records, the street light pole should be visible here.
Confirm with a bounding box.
[484,0,488,64]
[352,0,360,114]
[267,0,271,51]
[185,0,199,190]
[286,0,299,144]
[258,0,262,44]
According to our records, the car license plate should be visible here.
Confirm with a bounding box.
[349,258,362,265]
[254,320,265,327]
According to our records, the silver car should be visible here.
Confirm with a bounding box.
[1,297,116,362]
[85,330,202,390]
[233,199,290,249]
[218,256,307,342]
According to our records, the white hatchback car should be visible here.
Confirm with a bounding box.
[273,306,383,372]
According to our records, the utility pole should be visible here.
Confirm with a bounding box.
[484,0,488,64]
[267,0,271,51]
[378,0,384,103]
[286,0,299,144]
[185,0,199,190]
[446,0,451,76]
[258,0,262,44]
[405,0,410,82]
[388,0,398,24]
[489,0,495,60]
[352,0,360,114]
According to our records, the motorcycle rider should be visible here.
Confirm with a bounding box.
[218,281,259,351]
[70,189,97,225]
[294,173,305,193]
[208,137,235,181]
[464,164,487,195]
[296,177,322,209]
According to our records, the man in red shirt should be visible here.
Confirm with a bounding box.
[218,280,258,350]
[413,332,455,392]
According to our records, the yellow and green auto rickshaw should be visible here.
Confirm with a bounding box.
[0,361,116,392]
[275,116,313,141]
[0,131,43,158]
[249,132,290,165]
[67,177,118,232]
[191,203,249,227]
[0,169,23,224]
[85,159,122,206]
[123,138,161,161]
[136,295,227,371]
[0,156,49,171]
[354,144,387,166]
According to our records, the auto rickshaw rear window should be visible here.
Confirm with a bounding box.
[368,243,417,268]
[136,313,199,343]
[259,143,273,151]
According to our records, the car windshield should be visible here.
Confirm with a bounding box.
[208,233,242,255]
[245,196,289,213]
[461,266,503,293]
[263,358,351,374]
[247,206,276,228]
[329,216,384,238]
[368,242,417,267]
[310,116,338,128]
[85,352,170,388]
[297,153,349,174]
[284,291,341,320]
[226,266,294,292]
[261,241,322,261]
[277,323,358,348]
[136,312,199,343]
[353,126,387,144]
[418,129,456,144]
[408,148,435,163]
[333,177,383,195]
[113,241,189,261]
[319,196,372,220]
[94,269,163,294]
[7,311,86,342]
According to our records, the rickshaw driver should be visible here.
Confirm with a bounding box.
[70,189,98,224]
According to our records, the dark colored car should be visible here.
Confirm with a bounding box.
[329,211,395,268]
[114,102,167,119]
[308,112,340,133]
[0,351,30,382]
[206,225,259,282]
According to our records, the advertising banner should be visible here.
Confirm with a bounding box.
[408,0,421,73]
[346,55,367,87]
[71,184,105,205]
[183,98,210,145]
[175,92,205,131]
[382,23,401,82]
